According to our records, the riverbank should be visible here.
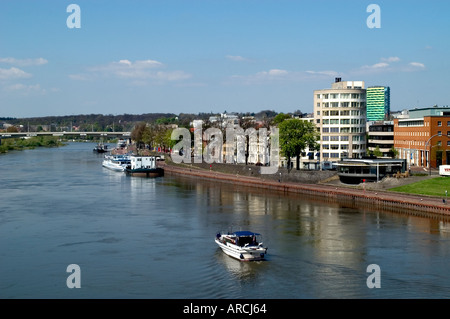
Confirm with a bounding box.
[160,158,450,217]
[0,136,65,153]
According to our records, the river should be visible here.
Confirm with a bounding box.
[1,142,450,299]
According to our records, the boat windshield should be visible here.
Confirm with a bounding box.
[236,235,258,247]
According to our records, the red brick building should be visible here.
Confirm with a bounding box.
[394,116,450,169]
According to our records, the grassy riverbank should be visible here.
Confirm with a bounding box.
[0,136,65,153]
[389,176,450,198]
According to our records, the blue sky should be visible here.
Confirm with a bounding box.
[0,0,448,118]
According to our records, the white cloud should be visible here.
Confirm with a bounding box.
[230,68,291,84]
[229,68,339,85]
[409,62,425,69]
[226,55,249,62]
[0,67,32,80]
[362,62,390,70]
[154,70,191,81]
[72,59,190,83]
[0,57,48,67]
[2,83,46,95]
[266,69,288,76]
[305,70,339,77]
[381,56,400,63]
[354,57,425,75]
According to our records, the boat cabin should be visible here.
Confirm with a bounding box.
[129,156,159,170]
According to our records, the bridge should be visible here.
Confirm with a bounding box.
[0,131,131,139]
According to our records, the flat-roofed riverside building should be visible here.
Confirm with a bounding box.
[394,115,450,169]
[367,121,394,157]
[314,78,367,164]
[366,86,390,121]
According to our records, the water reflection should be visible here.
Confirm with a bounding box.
[3,143,450,298]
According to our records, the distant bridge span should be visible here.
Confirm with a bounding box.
[0,131,131,139]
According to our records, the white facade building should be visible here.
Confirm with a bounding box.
[314,78,367,163]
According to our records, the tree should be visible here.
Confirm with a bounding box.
[279,119,319,170]
[389,146,399,159]
[131,122,148,149]
[273,113,291,125]
[373,146,383,158]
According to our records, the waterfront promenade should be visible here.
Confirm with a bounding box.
[159,160,450,217]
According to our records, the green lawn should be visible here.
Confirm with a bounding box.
[389,177,450,197]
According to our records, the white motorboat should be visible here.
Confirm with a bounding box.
[102,154,131,172]
[215,231,268,261]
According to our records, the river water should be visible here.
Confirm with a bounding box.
[1,142,450,299]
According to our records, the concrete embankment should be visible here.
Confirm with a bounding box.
[160,161,450,218]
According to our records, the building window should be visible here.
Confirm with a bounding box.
[330,127,339,133]
[316,119,320,124]
[322,144,329,150]
[323,128,329,133]
[330,136,339,141]
[317,111,320,115]
[438,121,442,126]
[447,141,450,146]
[341,136,349,141]
[437,141,442,146]
[322,136,329,141]
[322,153,329,158]
[438,131,442,136]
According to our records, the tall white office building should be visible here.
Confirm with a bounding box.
[314,78,367,163]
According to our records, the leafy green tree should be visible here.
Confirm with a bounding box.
[373,146,383,158]
[273,113,291,125]
[131,122,148,149]
[279,119,319,170]
[389,146,399,159]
